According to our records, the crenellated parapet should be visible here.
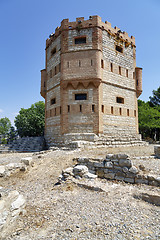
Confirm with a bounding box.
[46,16,135,49]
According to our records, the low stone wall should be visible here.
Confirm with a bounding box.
[74,154,160,187]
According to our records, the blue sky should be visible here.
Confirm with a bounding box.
[0,0,159,125]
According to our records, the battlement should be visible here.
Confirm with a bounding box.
[46,15,135,48]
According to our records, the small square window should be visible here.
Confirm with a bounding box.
[75,37,86,44]
[116,45,123,53]
[75,93,87,100]
[51,48,56,56]
[51,98,56,105]
[116,97,124,104]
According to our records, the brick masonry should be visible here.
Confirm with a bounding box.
[40,16,143,146]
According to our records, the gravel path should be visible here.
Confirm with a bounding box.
[0,145,160,239]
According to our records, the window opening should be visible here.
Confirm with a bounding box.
[134,110,136,117]
[111,106,113,114]
[137,80,138,86]
[68,105,70,113]
[80,105,82,112]
[67,62,69,68]
[75,37,86,44]
[51,98,56,105]
[116,97,124,104]
[119,108,122,115]
[79,60,81,67]
[126,69,128,77]
[101,59,104,68]
[92,105,95,112]
[51,48,56,56]
[127,109,129,116]
[102,105,104,113]
[119,66,121,75]
[116,45,123,53]
[110,63,113,72]
[75,93,87,100]
[91,59,93,66]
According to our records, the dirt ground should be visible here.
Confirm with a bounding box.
[0,144,160,239]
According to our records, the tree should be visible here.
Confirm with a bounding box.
[15,101,45,137]
[7,126,17,142]
[138,100,160,141]
[149,86,160,107]
[0,117,11,138]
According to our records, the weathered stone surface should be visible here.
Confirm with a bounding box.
[62,167,73,176]
[0,166,5,177]
[141,193,160,206]
[154,145,160,158]
[104,173,115,179]
[119,159,132,168]
[96,169,104,178]
[124,177,134,183]
[21,157,33,166]
[129,166,139,174]
[84,172,97,179]
[123,167,129,173]
[11,195,26,210]
[105,161,113,169]
[73,165,88,177]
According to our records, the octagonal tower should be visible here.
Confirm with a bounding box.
[41,16,143,147]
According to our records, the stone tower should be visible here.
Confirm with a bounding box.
[41,16,143,147]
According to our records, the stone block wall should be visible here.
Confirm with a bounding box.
[75,154,160,187]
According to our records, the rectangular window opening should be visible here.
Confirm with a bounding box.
[51,48,56,56]
[68,105,70,113]
[134,110,136,117]
[102,105,104,113]
[67,61,69,68]
[116,45,123,53]
[75,93,87,101]
[127,109,129,116]
[101,59,104,68]
[92,105,95,112]
[80,105,82,112]
[110,63,113,72]
[126,69,128,78]
[75,37,86,44]
[111,106,113,114]
[133,72,135,79]
[79,60,81,67]
[91,59,93,66]
[51,98,56,105]
[119,108,122,115]
[116,97,124,104]
[119,66,121,75]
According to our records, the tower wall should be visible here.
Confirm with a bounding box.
[41,16,142,146]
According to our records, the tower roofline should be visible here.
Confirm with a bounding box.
[46,15,135,48]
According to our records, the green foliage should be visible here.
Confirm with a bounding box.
[1,138,7,144]
[15,101,45,137]
[8,126,17,142]
[138,92,160,141]
[149,86,160,107]
[0,117,11,137]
